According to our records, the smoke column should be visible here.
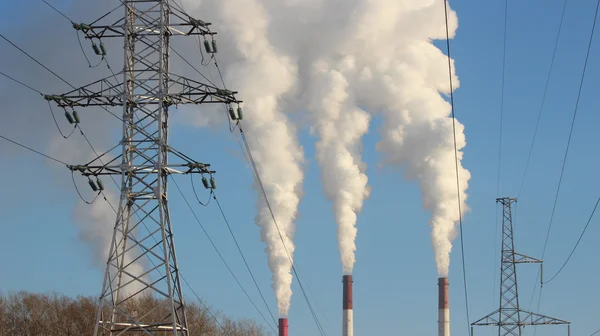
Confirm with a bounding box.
[307,58,370,276]
[274,0,470,277]
[342,0,470,277]
[188,0,468,315]
[211,0,304,317]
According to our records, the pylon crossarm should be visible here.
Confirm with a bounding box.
[519,311,570,325]
[471,309,501,326]
[44,73,241,108]
[69,162,214,176]
[43,74,123,107]
[513,252,542,264]
[73,4,215,39]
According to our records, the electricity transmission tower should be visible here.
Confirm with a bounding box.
[44,1,241,334]
[472,197,570,336]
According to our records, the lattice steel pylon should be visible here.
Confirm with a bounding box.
[44,1,241,335]
[471,197,570,336]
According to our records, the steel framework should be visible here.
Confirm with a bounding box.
[471,197,570,336]
[45,1,240,335]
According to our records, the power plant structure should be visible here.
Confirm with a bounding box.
[438,277,450,336]
[279,318,289,336]
[343,275,354,336]
[44,1,241,334]
[472,197,570,336]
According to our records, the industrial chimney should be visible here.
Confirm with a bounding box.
[279,318,288,336]
[438,277,449,336]
[343,275,353,336]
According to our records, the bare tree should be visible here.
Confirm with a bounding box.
[0,291,268,336]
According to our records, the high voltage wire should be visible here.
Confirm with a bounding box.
[540,0,599,265]
[209,51,330,336]
[0,34,75,90]
[543,196,599,284]
[237,126,327,336]
[212,191,279,326]
[0,133,68,165]
[532,1,600,334]
[171,178,278,334]
[442,1,471,335]
[153,7,319,328]
[42,0,72,22]
[171,1,331,328]
[497,0,508,200]
[491,0,510,313]
[517,0,569,198]
[0,70,42,94]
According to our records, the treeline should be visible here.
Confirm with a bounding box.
[0,291,268,336]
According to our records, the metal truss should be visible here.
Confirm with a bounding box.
[44,73,238,107]
[472,197,570,336]
[45,1,240,335]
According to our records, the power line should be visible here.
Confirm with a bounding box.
[212,191,278,326]
[541,0,599,262]
[0,71,42,94]
[497,0,509,198]
[591,328,600,336]
[42,0,72,22]
[443,1,471,334]
[190,9,329,328]
[0,34,75,90]
[492,0,510,311]
[179,274,227,333]
[532,1,600,333]
[170,45,217,87]
[517,0,569,198]
[543,196,599,284]
[171,177,278,334]
[0,133,68,165]
[237,126,327,336]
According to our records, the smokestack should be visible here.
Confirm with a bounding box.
[438,277,449,336]
[343,275,353,336]
[279,318,288,336]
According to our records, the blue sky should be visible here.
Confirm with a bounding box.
[0,0,599,335]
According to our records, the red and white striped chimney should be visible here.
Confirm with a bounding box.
[438,277,450,336]
[279,318,288,336]
[343,275,353,336]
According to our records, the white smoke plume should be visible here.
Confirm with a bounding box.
[307,57,371,276]
[205,0,469,279]
[212,0,304,317]
[47,138,148,297]
[183,0,468,314]
[356,1,470,278]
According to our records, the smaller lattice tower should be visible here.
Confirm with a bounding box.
[471,197,570,336]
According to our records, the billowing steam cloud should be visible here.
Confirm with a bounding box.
[47,138,148,296]
[179,0,469,316]
[307,58,371,276]
[212,0,304,317]
[203,0,470,280]
[349,1,471,278]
